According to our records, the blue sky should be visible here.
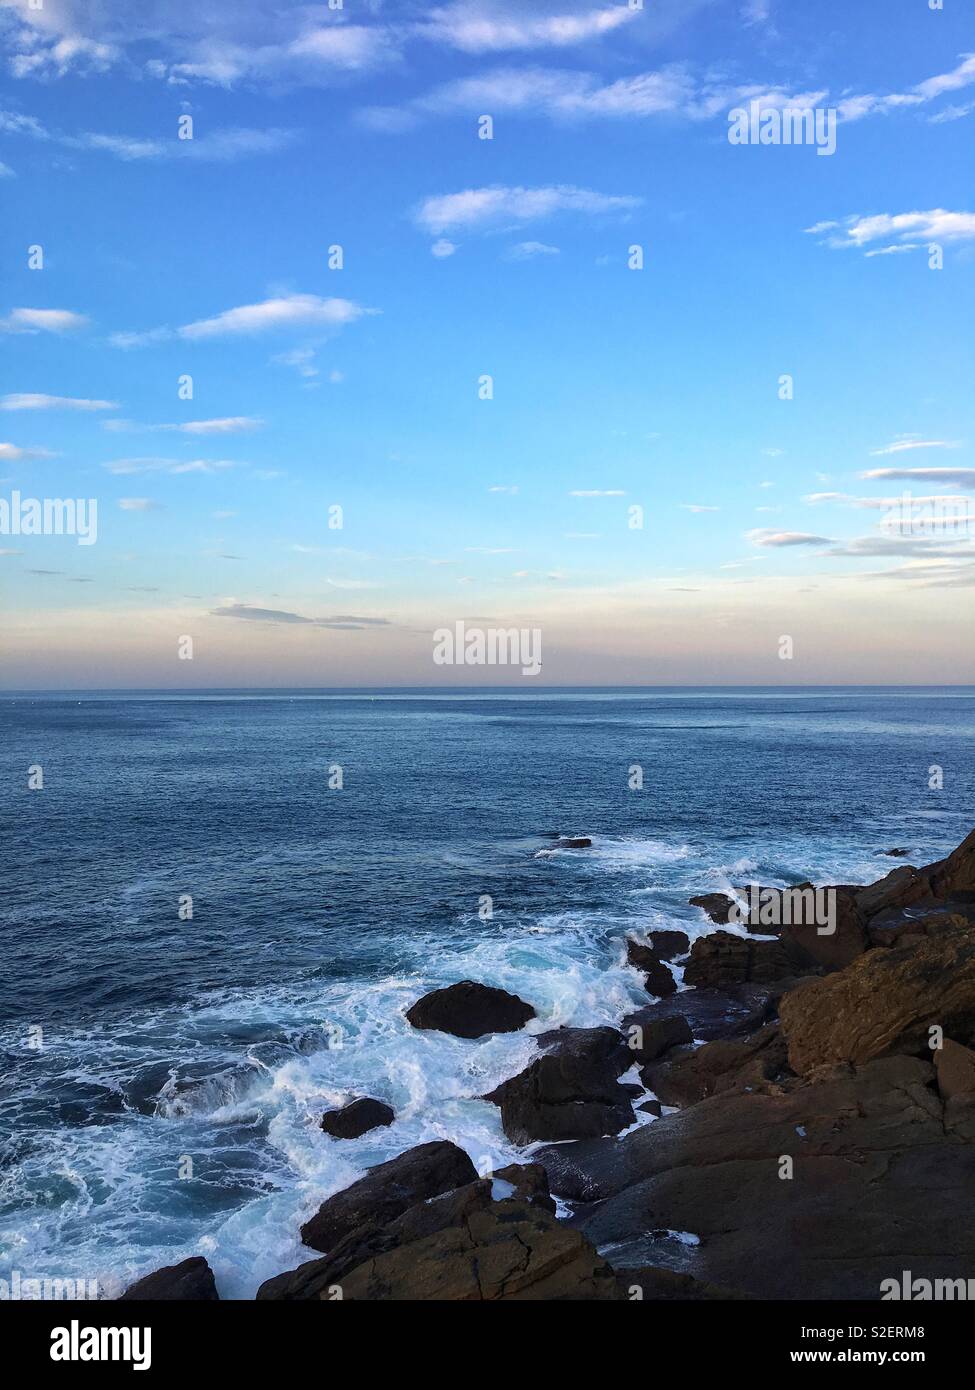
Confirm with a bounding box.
[1,0,973,686]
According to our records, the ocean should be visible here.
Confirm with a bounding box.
[1,687,972,1298]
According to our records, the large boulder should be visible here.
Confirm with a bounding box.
[647,929,690,961]
[119,1256,218,1301]
[688,893,736,924]
[852,832,975,922]
[779,886,868,973]
[779,926,975,1075]
[485,1026,635,1143]
[405,981,535,1038]
[620,1012,693,1065]
[683,932,796,989]
[300,1140,478,1253]
[935,1040,975,1103]
[321,1097,394,1140]
[260,1179,620,1301]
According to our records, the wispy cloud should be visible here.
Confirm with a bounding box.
[421,5,638,54]
[110,294,375,349]
[210,603,390,630]
[0,393,117,411]
[0,308,89,334]
[415,185,641,235]
[0,442,56,461]
[861,467,975,488]
[747,528,832,547]
[118,498,162,511]
[808,209,975,253]
[104,458,239,476]
[868,439,962,456]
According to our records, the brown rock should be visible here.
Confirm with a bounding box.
[935,1039,975,1103]
[683,931,796,989]
[620,1011,693,1064]
[641,1024,790,1107]
[485,1027,635,1143]
[625,938,677,996]
[648,929,691,960]
[688,893,736,924]
[260,1180,620,1301]
[492,1162,557,1213]
[321,1097,394,1139]
[779,926,975,1075]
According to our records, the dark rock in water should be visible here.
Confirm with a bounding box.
[935,1039,975,1103]
[321,1097,394,1140]
[637,1099,662,1117]
[854,831,975,922]
[648,929,690,961]
[683,931,796,989]
[558,836,592,848]
[625,938,679,995]
[405,980,535,1038]
[620,1012,693,1065]
[616,1267,753,1300]
[622,981,786,1050]
[261,1179,620,1301]
[562,1055,975,1300]
[688,892,736,924]
[485,1026,635,1143]
[779,925,975,1076]
[641,1024,790,1107]
[119,1256,218,1301]
[492,1161,557,1213]
[300,1140,478,1253]
[879,848,910,857]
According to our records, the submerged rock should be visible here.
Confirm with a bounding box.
[405,980,535,1038]
[321,1097,394,1140]
[300,1140,478,1253]
[119,1256,218,1301]
[557,836,592,848]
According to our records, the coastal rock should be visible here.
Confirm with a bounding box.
[647,929,690,961]
[492,1162,557,1213]
[935,1040,975,1103]
[321,1097,394,1140]
[557,836,592,849]
[688,893,736,924]
[261,1180,620,1301]
[621,1012,693,1065]
[300,1140,478,1253]
[640,1024,790,1107]
[868,910,968,948]
[625,939,677,997]
[405,980,535,1038]
[622,981,788,1051]
[555,1056,975,1299]
[779,926,975,1075]
[854,865,924,920]
[779,886,868,973]
[485,1027,635,1143]
[682,931,796,989]
[119,1256,219,1301]
[616,1267,753,1300]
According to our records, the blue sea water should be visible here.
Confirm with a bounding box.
[1,686,972,1298]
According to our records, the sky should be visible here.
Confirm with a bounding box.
[0,0,973,688]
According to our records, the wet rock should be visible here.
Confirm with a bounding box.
[779,886,868,973]
[624,941,677,997]
[879,848,911,857]
[641,1024,790,1107]
[405,981,535,1038]
[119,1256,218,1301]
[616,1267,753,1300]
[868,910,968,947]
[492,1161,557,1213]
[321,1097,394,1140]
[485,1026,635,1144]
[688,893,736,924]
[779,925,975,1075]
[620,1012,693,1065]
[637,1099,662,1117]
[683,932,796,989]
[300,1140,478,1253]
[647,929,690,960]
[261,1179,620,1301]
[558,836,592,848]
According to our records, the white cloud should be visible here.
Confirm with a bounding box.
[747,528,831,547]
[105,458,238,475]
[0,307,88,334]
[810,209,975,253]
[569,489,626,497]
[0,442,55,460]
[179,417,263,435]
[505,240,560,260]
[861,467,975,488]
[868,439,962,456]
[415,184,641,235]
[0,393,117,411]
[422,4,637,54]
[179,294,372,339]
[680,504,719,513]
[430,238,458,258]
[118,498,161,511]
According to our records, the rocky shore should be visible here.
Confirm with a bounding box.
[123,828,975,1301]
